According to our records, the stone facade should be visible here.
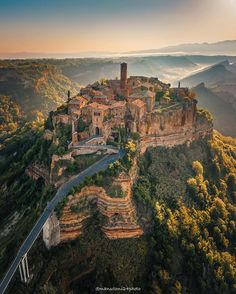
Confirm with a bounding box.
[89,102,110,136]
[54,62,213,150]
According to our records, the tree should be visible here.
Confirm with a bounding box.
[193,161,204,176]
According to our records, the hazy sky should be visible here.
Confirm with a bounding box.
[0,0,236,53]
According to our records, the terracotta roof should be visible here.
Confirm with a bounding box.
[93,95,107,99]
[68,98,81,105]
[110,101,126,108]
[91,90,104,96]
[131,99,145,108]
[141,82,154,89]
[69,95,89,105]
[89,102,109,110]
[129,92,139,98]
[133,90,154,98]
[81,94,91,101]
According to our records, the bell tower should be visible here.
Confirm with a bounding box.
[120,62,127,90]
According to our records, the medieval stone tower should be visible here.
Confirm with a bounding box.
[120,62,127,90]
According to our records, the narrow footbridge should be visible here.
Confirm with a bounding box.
[0,149,124,294]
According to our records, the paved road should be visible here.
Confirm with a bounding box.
[0,149,124,294]
[72,144,118,152]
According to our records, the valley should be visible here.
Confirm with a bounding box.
[0,63,235,293]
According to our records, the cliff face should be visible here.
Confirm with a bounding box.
[59,162,143,242]
[138,101,196,136]
[44,100,213,247]
[43,160,143,247]
[138,102,213,154]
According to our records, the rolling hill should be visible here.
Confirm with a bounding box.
[181,61,236,137]
[0,61,79,120]
[127,40,236,55]
[181,61,236,87]
[193,83,236,137]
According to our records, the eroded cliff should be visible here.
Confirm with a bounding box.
[44,160,143,247]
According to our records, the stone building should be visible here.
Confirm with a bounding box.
[128,90,155,112]
[120,62,128,90]
[54,63,204,147]
[110,101,126,119]
[89,102,109,136]
[53,114,70,125]
[129,99,146,121]
[68,95,88,117]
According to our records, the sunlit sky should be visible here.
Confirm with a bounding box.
[0,0,236,54]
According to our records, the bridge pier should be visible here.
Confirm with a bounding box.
[18,254,30,283]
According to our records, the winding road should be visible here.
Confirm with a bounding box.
[0,149,124,294]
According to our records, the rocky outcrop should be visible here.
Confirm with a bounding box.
[44,100,213,247]
[139,104,213,154]
[137,101,197,136]
[43,212,60,249]
[25,163,50,185]
[43,129,53,141]
[50,153,75,186]
[59,166,143,242]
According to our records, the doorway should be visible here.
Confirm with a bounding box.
[95,127,100,136]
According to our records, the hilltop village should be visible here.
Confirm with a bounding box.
[38,63,214,247]
[50,63,212,152]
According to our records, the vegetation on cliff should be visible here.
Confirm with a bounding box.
[0,63,235,292]
[133,131,236,293]
[3,131,234,294]
[0,123,55,278]
[0,96,24,145]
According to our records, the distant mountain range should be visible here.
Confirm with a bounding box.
[1,40,236,59]
[182,61,236,137]
[181,60,236,87]
[127,40,236,56]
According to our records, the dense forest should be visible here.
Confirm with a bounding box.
[1,129,234,293]
[134,132,236,293]
[0,95,24,144]
[0,122,56,279]
[0,58,236,293]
